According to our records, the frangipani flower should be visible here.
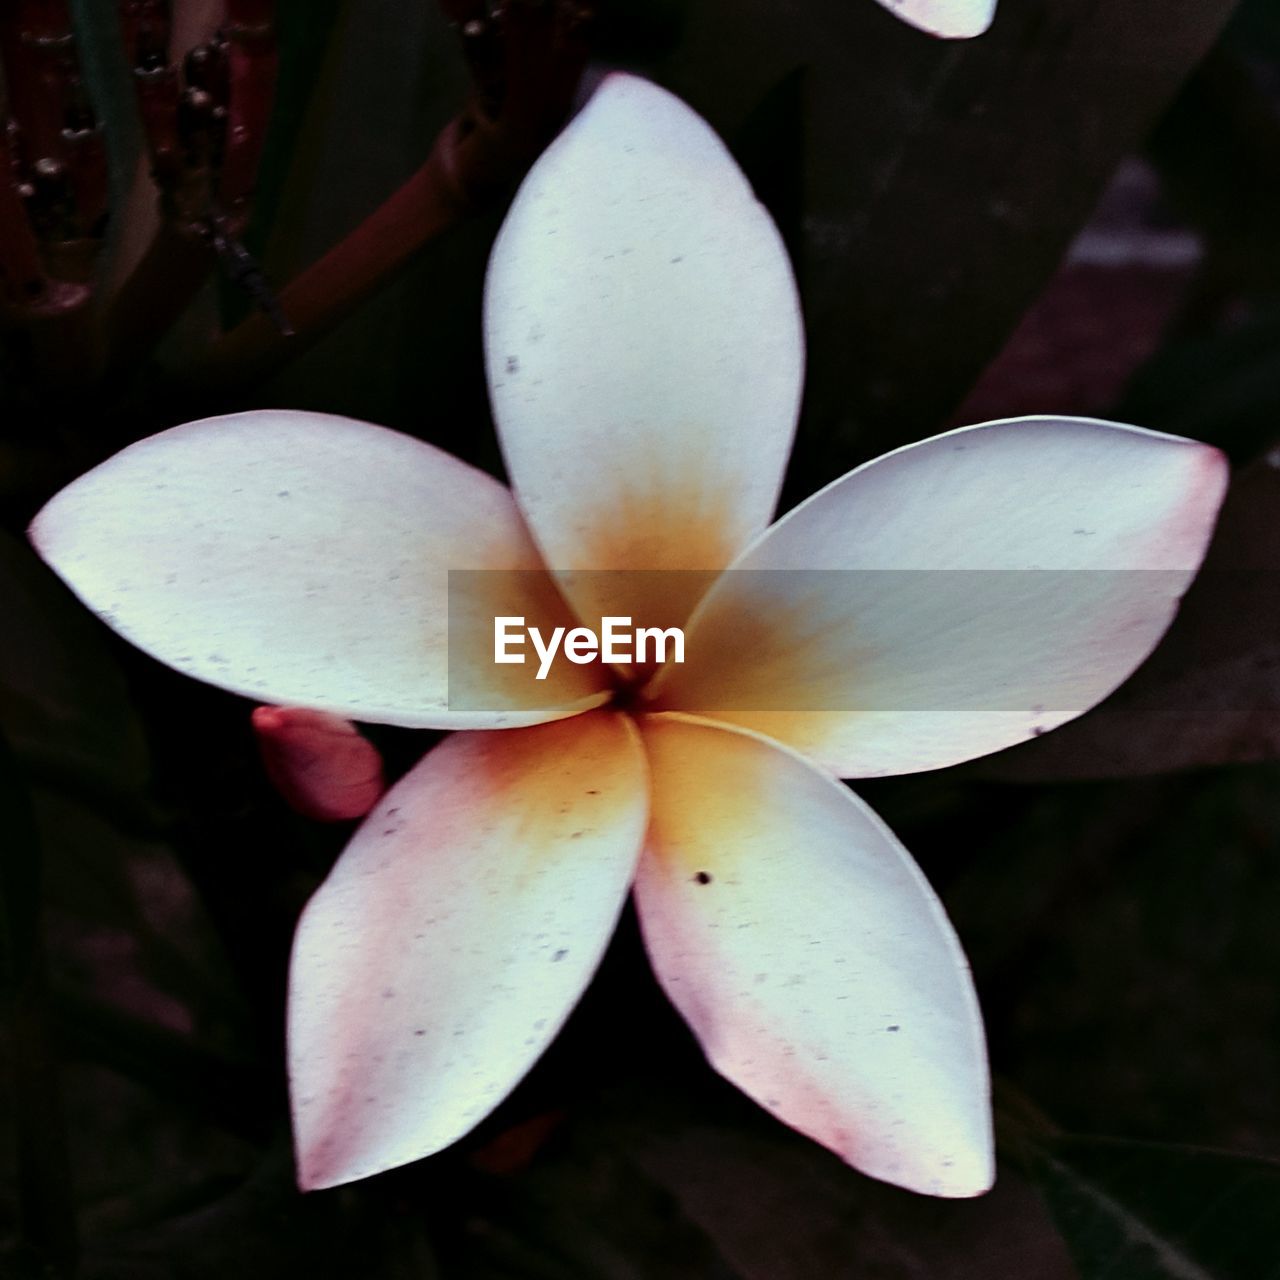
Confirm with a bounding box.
[878,0,995,39]
[31,75,1224,1199]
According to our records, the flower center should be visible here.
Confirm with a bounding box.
[606,667,653,713]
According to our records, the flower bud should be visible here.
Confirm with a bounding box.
[252,706,384,821]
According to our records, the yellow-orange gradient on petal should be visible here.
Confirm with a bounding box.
[31,409,611,730]
[31,409,614,732]
[633,713,993,1197]
[289,710,648,1190]
[648,418,1228,777]
[446,561,612,718]
[550,473,742,636]
[485,74,803,637]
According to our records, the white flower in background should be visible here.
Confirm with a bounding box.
[31,74,1224,1198]
[880,0,995,38]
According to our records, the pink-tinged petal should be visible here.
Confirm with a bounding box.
[484,73,804,632]
[253,707,385,822]
[650,417,1228,777]
[288,711,648,1190]
[634,713,992,1197]
[875,0,996,39]
[31,410,609,729]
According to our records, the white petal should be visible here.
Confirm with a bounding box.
[31,410,609,729]
[651,417,1228,776]
[634,713,992,1197]
[484,73,804,632]
[289,711,648,1190]
[875,0,996,38]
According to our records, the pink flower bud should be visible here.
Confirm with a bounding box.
[252,706,385,821]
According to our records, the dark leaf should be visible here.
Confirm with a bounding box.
[0,728,40,993]
[974,450,1280,781]
[0,529,150,802]
[0,733,78,1276]
[1033,1136,1280,1280]
[1146,46,1280,306]
[655,0,1238,488]
[1116,304,1280,464]
[936,764,1280,1151]
[243,0,353,265]
[463,1074,1075,1280]
[82,1144,440,1280]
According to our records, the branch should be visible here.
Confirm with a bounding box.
[0,0,105,380]
[104,0,282,371]
[220,0,279,210]
[0,127,47,305]
[183,0,591,397]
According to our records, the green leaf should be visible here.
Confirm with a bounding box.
[1035,1137,1280,1280]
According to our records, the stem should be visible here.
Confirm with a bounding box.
[220,0,279,210]
[102,216,212,374]
[0,1,107,382]
[0,130,48,305]
[183,130,468,392]
[11,278,98,386]
[0,0,77,161]
[183,0,590,396]
[104,0,283,370]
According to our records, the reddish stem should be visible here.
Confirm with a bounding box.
[0,0,106,362]
[117,0,172,66]
[185,0,590,394]
[219,0,278,210]
[136,62,183,181]
[0,123,97,382]
[107,0,284,369]
[61,120,109,235]
[0,0,76,161]
[186,134,468,390]
[0,131,47,304]
[103,219,216,372]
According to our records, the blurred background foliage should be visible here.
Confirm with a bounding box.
[2,0,1280,1275]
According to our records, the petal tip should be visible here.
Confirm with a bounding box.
[937,1147,997,1199]
[1197,440,1231,500]
[289,1087,448,1192]
[1173,439,1231,561]
[293,1156,331,1195]
[27,495,65,564]
[586,69,678,113]
[878,0,996,38]
[292,1147,365,1194]
[860,1133,995,1199]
